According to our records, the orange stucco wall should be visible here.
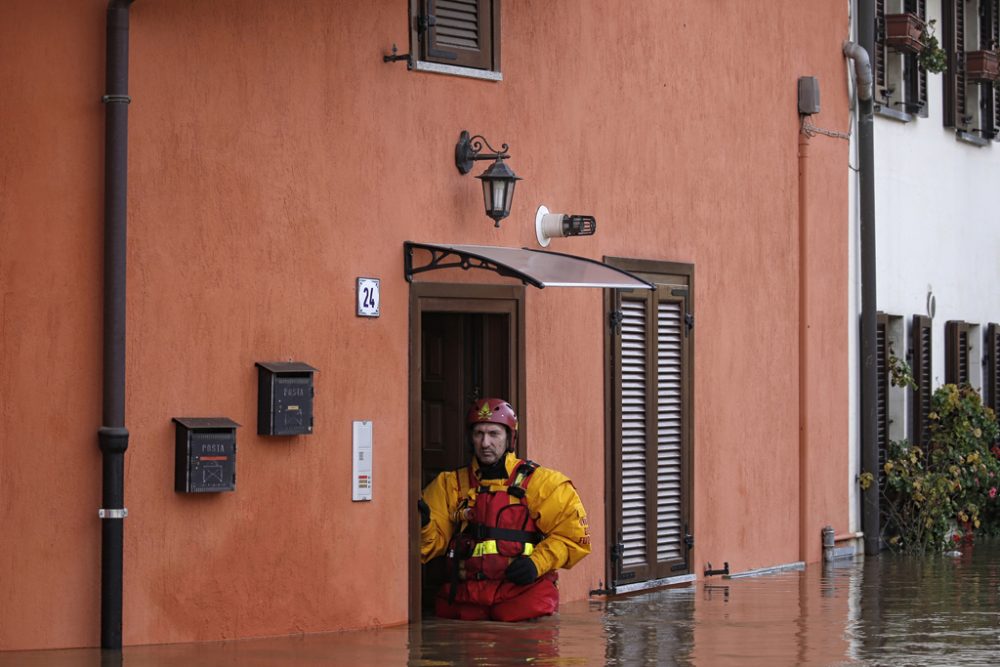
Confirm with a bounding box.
[1,0,849,650]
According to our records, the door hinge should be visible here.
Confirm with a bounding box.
[609,310,624,334]
[684,532,694,550]
[610,541,624,562]
[684,313,694,332]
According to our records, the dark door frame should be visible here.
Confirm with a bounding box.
[408,282,526,621]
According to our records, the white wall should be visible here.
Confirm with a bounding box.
[847,0,1000,535]
[873,1,1000,390]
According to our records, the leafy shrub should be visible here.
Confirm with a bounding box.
[880,383,1000,552]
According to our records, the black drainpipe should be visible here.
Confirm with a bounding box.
[100,0,135,651]
[854,0,879,557]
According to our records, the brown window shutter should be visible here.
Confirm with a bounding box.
[988,323,1000,420]
[988,1,1000,138]
[942,0,968,129]
[945,320,971,385]
[875,0,888,105]
[911,315,933,447]
[421,0,497,71]
[876,313,889,491]
[617,294,650,573]
[614,289,689,576]
[653,292,687,565]
[606,259,694,588]
[904,0,929,113]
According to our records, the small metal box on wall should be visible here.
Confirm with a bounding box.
[172,417,239,493]
[255,361,318,436]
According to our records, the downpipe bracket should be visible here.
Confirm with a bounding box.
[98,508,129,520]
[98,426,130,453]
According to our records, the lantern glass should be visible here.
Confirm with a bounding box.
[476,158,520,226]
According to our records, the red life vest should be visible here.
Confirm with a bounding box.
[447,459,543,583]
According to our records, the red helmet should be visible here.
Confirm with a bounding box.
[466,398,518,450]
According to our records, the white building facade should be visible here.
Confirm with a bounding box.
[848,0,1000,539]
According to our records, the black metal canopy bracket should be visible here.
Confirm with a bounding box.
[404,241,542,288]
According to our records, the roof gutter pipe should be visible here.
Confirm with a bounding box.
[100,0,135,650]
[844,0,879,557]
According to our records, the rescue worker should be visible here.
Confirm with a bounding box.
[418,398,591,621]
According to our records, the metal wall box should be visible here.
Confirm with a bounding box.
[797,76,821,115]
[255,361,318,436]
[172,417,239,493]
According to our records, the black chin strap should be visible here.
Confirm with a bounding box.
[476,454,509,480]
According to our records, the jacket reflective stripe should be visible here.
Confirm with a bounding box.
[471,540,534,558]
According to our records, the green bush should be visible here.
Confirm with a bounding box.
[880,383,1000,552]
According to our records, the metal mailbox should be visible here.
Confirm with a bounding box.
[255,361,318,436]
[172,417,239,493]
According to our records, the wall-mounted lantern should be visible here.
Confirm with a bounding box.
[455,130,521,227]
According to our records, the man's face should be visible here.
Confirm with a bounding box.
[471,422,508,466]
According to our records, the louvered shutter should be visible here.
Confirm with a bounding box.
[995,0,1000,140]
[943,0,968,128]
[421,0,496,70]
[610,271,692,587]
[876,314,889,492]
[911,315,933,447]
[655,298,685,563]
[904,0,929,113]
[619,297,649,569]
[987,1,1000,138]
[988,324,1000,426]
[945,320,971,386]
[875,0,888,105]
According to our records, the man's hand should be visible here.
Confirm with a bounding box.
[505,557,538,585]
[417,498,430,527]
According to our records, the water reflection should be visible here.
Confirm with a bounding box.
[5,545,1000,666]
[852,547,1000,665]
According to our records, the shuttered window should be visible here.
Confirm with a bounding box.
[945,320,972,385]
[413,0,500,72]
[875,0,929,116]
[904,0,929,114]
[911,315,933,447]
[943,0,1000,141]
[606,259,693,588]
[985,0,1000,138]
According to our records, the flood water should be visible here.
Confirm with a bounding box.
[6,545,1000,666]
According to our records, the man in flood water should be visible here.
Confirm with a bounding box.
[418,398,591,621]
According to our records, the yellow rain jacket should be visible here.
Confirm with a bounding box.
[420,452,591,577]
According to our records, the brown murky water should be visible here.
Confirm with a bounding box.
[5,546,1000,666]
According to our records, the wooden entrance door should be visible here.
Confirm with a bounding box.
[408,283,525,619]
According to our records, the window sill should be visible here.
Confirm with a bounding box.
[955,130,990,147]
[411,60,502,82]
[874,105,914,123]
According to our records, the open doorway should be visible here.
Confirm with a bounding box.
[408,283,525,619]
